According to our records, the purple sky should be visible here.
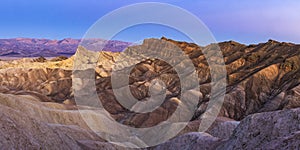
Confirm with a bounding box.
[0,0,299,44]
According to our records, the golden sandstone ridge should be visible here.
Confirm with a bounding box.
[0,38,299,149]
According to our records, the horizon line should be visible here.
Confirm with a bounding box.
[0,36,298,45]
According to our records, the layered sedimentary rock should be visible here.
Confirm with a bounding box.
[0,92,299,149]
[0,37,299,149]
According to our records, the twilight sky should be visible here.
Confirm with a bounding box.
[0,0,299,44]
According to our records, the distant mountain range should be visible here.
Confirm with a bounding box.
[0,38,132,57]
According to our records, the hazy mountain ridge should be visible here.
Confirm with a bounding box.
[0,38,131,57]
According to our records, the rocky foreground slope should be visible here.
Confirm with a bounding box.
[0,37,299,149]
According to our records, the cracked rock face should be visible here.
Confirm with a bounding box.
[0,37,299,149]
[217,108,300,150]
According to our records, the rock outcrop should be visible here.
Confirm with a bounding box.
[0,37,299,149]
[0,93,108,149]
[217,108,300,149]
[1,92,298,149]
